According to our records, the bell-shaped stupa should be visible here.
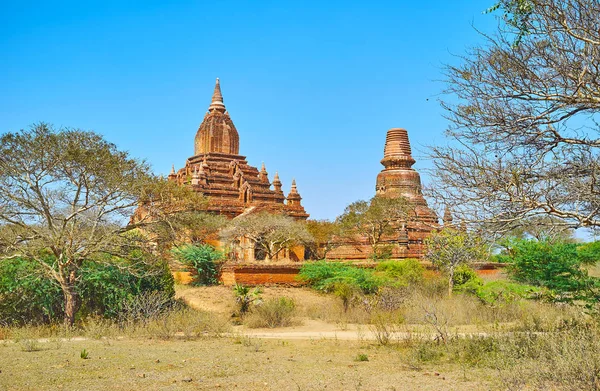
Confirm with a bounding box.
[376,128,437,256]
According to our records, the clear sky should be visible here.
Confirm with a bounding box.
[0,0,498,221]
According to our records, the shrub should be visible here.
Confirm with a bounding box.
[171,244,224,286]
[376,259,424,285]
[233,284,262,315]
[0,257,63,325]
[0,255,175,325]
[78,257,175,319]
[505,239,600,304]
[452,264,482,287]
[298,261,383,294]
[245,297,297,328]
[459,280,543,305]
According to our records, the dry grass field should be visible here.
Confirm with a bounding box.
[2,284,598,391]
[0,335,492,391]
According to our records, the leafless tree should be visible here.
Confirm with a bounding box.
[430,0,600,234]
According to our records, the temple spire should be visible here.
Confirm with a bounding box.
[168,164,177,181]
[287,178,302,206]
[272,171,283,194]
[208,78,226,113]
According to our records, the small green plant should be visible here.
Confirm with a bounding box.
[355,353,369,362]
[171,244,225,286]
[19,339,42,352]
[80,348,89,359]
[233,284,262,315]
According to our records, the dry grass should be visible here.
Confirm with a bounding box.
[0,336,491,391]
[2,283,595,390]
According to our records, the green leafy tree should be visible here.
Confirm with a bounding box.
[0,124,198,325]
[336,196,414,260]
[504,239,600,303]
[425,228,488,297]
[0,253,174,325]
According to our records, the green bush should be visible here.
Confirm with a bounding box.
[376,259,424,285]
[459,280,543,305]
[298,261,383,294]
[171,244,224,286]
[0,257,63,325]
[452,264,482,287]
[233,284,263,315]
[0,254,175,325]
[505,239,600,303]
[78,255,175,319]
[245,297,296,328]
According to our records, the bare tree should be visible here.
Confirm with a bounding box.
[431,0,600,234]
[503,215,575,242]
[220,212,313,261]
[0,124,202,325]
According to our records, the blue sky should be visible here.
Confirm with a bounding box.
[0,0,498,220]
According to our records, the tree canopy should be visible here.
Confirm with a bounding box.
[0,124,200,325]
[220,212,312,261]
[336,196,414,260]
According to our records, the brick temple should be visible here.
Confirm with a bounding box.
[167,79,308,262]
[167,78,308,221]
[327,128,438,259]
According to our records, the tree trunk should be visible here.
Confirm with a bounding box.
[60,270,80,327]
[448,269,454,298]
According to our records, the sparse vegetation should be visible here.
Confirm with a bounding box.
[244,297,297,328]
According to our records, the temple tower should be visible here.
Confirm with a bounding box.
[375,128,437,256]
[194,78,240,156]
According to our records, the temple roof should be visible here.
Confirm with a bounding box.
[194,78,240,155]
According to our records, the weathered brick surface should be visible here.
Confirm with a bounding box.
[168,79,308,222]
[219,265,305,286]
[328,128,438,260]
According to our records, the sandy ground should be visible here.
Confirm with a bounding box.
[0,337,493,391]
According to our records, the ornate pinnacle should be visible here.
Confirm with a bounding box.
[287,178,302,205]
[208,78,226,113]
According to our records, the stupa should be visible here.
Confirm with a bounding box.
[327,128,437,259]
